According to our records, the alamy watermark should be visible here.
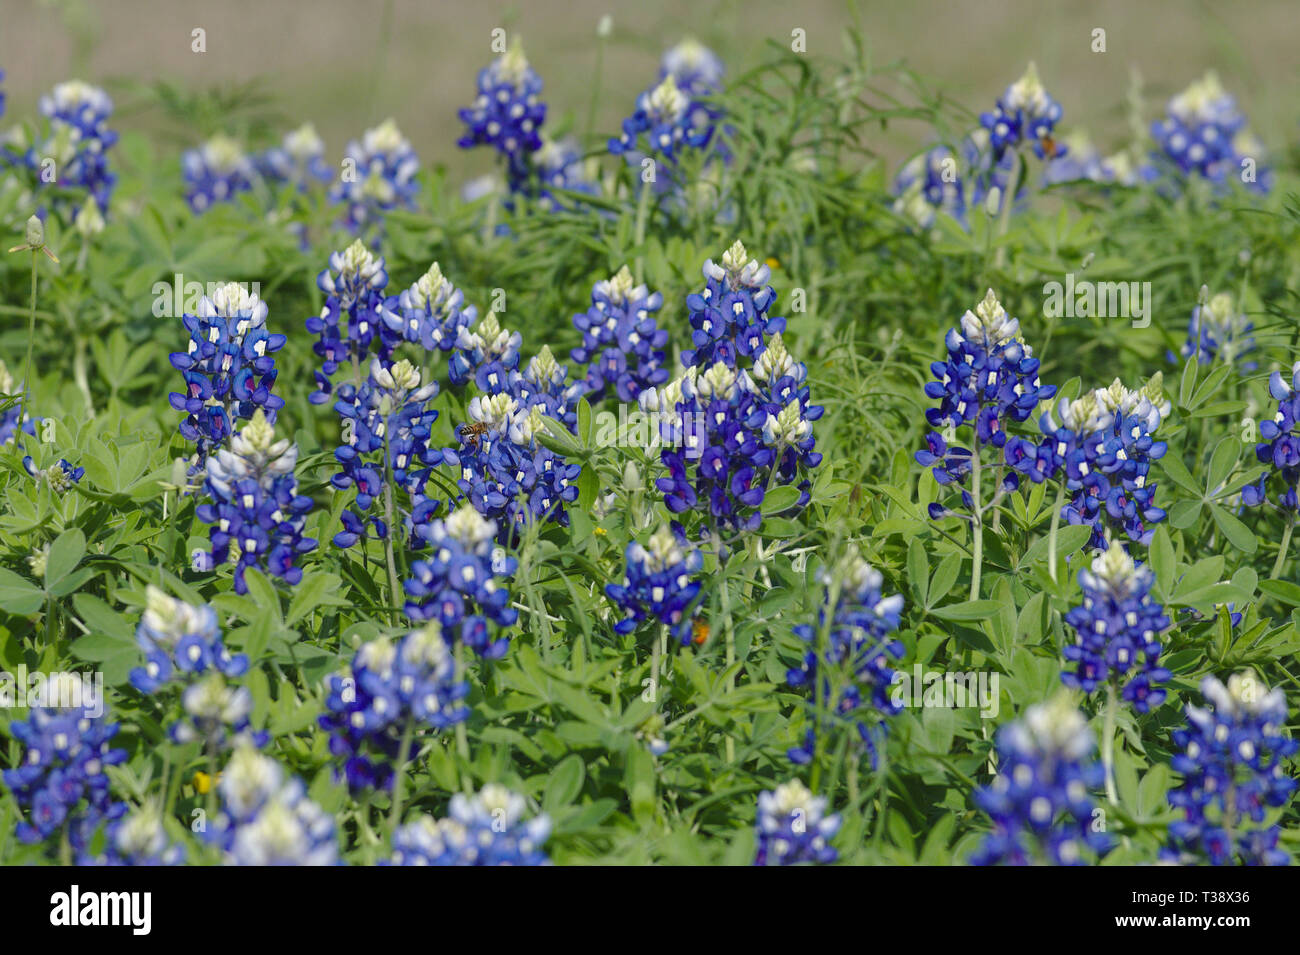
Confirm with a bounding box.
[1043,273,1151,328]
[151,273,262,319]
[0,667,104,717]
[890,666,1000,718]
[592,404,707,452]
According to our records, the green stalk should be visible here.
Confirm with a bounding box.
[969,436,984,600]
[381,424,402,626]
[633,181,652,285]
[1272,515,1294,579]
[20,250,37,425]
[1047,480,1066,584]
[993,153,1022,270]
[1102,682,1119,806]
[388,717,416,831]
[649,624,664,704]
[454,642,471,792]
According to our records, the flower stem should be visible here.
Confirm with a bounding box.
[649,624,664,704]
[633,181,652,285]
[20,250,37,425]
[1047,480,1066,584]
[388,716,416,832]
[1102,681,1119,806]
[970,437,984,600]
[993,153,1022,270]
[715,535,737,766]
[381,421,402,625]
[1272,514,1294,579]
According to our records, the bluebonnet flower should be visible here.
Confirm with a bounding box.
[1243,360,1300,511]
[892,145,967,229]
[1062,541,1171,712]
[786,554,905,768]
[660,37,725,95]
[1163,673,1297,865]
[258,122,331,189]
[1150,72,1271,194]
[387,785,551,865]
[959,126,1020,216]
[749,332,825,509]
[1042,130,1138,187]
[319,622,470,791]
[753,780,841,866]
[206,746,339,865]
[78,806,186,865]
[683,241,784,369]
[30,80,119,218]
[649,363,771,535]
[571,265,669,404]
[2,675,128,853]
[530,135,599,211]
[380,261,476,354]
[169,283,286,474]
[504,344,582,431]
[458,38,547,185]
[127,586,260,748]
[443,390,581,539]
[606,525,704,645]
[916,290,1056,515]
[609,42,726,193]
[22,455,84,493]
[196,409,317,593]
[448,309,522,388]
[182,134,257,213]
[1005,375,1169,548]
[0,361,36,447]
[980,63,1065,162]
[330,118,420,235]
[307,239,392,403]
[1176,289,1256,370]
[331,358,441,549]
[404,504,519,659]
[972,695,1111,865]
[0,68,5,118]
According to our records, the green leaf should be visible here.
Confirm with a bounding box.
[0,569,44,615]
[907,538,929,606]
[761,484,801,515]
[1260,579,1300,606]
[44,528,87,590]
[542,754,586,812]
[1177,356,1198,408]
[1150,525,1175,595]
[1209,504,1257,555]
[1206,437,1241,493]
[932,600,1002,622]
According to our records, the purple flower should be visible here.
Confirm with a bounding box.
[1163,673,1297,865]
[1062,542,1171,712]
[972,696,1111,865]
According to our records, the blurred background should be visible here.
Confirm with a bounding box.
[1,0,1297,177]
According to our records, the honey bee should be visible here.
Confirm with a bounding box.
[691,618,710,646]
[1040,135,1060,159]
[458,421,490,451]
